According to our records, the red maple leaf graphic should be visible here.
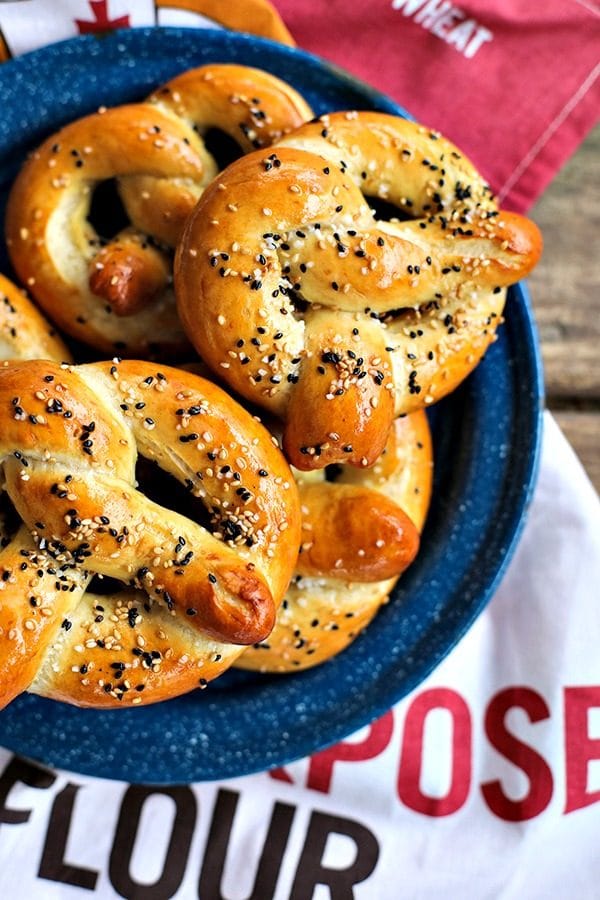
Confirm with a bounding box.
[75,1,130,34]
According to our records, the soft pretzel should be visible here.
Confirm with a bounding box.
[175,112,542,470]
[238,410,432,672]
[6,64,312,356]
[0,358,301,708]
[0,281,259,710]
[154,0,296,45]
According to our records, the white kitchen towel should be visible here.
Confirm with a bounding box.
[0,1,222,59]
[0,411,598,899]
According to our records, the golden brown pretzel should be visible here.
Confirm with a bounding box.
[0,357,301,708]
[6,64,312,356]
[175,112,542,470]
[238,410,432,672]
[155,0,296,45]
[0,281,282,709]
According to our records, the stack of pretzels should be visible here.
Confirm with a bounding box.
[0,61,541,708]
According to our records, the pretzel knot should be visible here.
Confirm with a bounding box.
[175,112,542,470]
[0,357,300,707]
[6,64,312,356]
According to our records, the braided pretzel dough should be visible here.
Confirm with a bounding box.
[6,64,312,356]
[238,410,432,672]
[175,112,542,470]
[0,357,300,708]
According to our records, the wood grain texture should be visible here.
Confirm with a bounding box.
[526,125,599,493]
[528,127,600,401]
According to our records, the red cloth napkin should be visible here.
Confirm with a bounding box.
[0,1,596,209]
[274,0,600,211]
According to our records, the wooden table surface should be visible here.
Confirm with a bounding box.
[527,125,599,493]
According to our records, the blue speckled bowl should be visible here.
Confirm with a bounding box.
[0,28,543,783]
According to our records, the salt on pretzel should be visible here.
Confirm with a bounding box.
[6,64,312,356]
[0,357,300,708]
[175,112,542,470]
[238,410,432,672]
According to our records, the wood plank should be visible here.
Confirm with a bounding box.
[523,127,599,492]
[553,411,600,493]
[527,126,600,401]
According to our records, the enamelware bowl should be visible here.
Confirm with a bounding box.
[0,27,543,782]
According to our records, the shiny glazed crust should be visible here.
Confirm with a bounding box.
[237,410,433,672]
[6,64,312,356]
[175,112,542,470]
[0,358,301,708]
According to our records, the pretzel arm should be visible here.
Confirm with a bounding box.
[283,308,395,469]
[0,525,90,707]
[275,113,495,214]
[27,586,246,708]
[88,228,171,316]
[3,459,274,645]
[337,412,433,532]
[281,212,541,313]
[296,482,419,581]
